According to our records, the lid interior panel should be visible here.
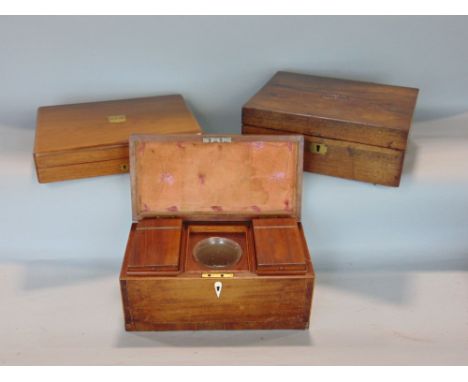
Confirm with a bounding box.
[130,135,303,220]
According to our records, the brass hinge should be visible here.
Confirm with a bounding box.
[201,272,234,278]
[202,137,232,143]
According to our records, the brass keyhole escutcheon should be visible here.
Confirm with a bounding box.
[120,163,129,172]
[310,143,328,155]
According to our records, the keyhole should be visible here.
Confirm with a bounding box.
[214,281,222,298]
[310,142,327,155]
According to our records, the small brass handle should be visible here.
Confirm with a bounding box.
[309,142,328,155]
[120,163,129,171]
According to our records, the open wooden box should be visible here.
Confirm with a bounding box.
[120,134,314,331]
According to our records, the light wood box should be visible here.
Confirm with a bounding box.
[34,95,202,183]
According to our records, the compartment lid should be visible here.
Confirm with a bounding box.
[130,134,303,221]
[34,95,201,168]
[242,71,419,150]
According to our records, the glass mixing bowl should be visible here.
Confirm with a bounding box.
[193,237,243,268]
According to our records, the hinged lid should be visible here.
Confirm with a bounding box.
[130,134,303,221]
[243,71,419,150]
[34,94,201,168]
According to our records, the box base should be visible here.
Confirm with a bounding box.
[36,157,129,183]
[120,277,313,332]
[124,320,310,331]
[120,219,314,331]
[242,125,404,187]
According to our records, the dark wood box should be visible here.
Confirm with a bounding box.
[34,95,202,183]
[242,71,419,187]
[120,134,314,331]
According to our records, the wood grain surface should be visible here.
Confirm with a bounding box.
[243,125,404,186]
[253,218,307,275]
[120,219,314,331]
[127,218,183,276]
[34,95,202,183]
[242,71,418,186]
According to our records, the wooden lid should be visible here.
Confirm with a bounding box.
[34,95,201,168]
[243,71,419,150]
[253,218,308,275]
[130,134,304,221]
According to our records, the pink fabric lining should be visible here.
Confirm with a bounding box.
[135,140,298,217]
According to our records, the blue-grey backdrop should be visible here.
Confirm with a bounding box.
[1,16,468,133]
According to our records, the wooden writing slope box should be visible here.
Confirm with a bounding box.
[120,134,314,331]
[33,95,202,183]
[242,71,419,186]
